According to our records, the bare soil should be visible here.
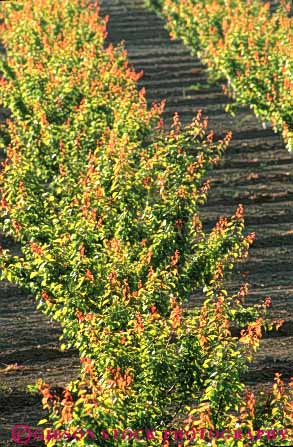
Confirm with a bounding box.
[0,0,292,444]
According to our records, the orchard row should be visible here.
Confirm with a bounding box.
[147,0,293,151]
[0,1,292,446]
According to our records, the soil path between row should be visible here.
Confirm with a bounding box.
[0,0,292,444]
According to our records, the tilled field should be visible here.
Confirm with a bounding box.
[0,0,292,444]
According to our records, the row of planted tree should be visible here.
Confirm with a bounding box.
[0,1,292,446]
[147,0,293,151]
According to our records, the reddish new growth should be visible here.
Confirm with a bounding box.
[12,220,21,232]
[38,382,53,408]
[207,130,214,143]
[61,389,74,422]
[41,290,50,302]
[246,232,256,245]
[264,296,272,308]
[238,283,249,303]
[214,216,228,233]
[107,367,133,392]
[235,203,244,219]
[245,389,256,418]
[85,269,94,282]
[80,243,86,257]
[170,297,181,329]
[170,249,180,267]
[81,357,95,376]
[108,270,117,286]
[76,310,85,323]
[134,312,144,334]
[30,241,43,256]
